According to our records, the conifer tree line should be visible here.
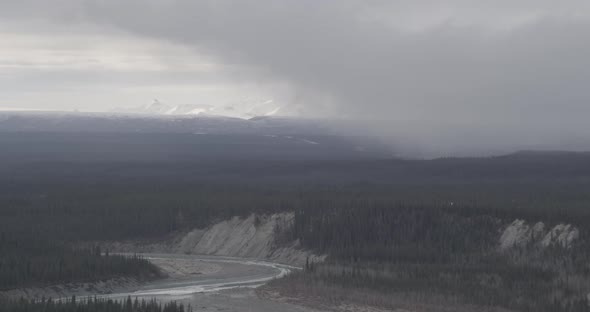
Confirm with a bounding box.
[0,236,159,290]
[0,296,190,312]
[270,201,590,312]
[3,182,590,292]
[283,203,497,262]
[4,183,590,244]
[0,186,293,291]
[4,180,590,311]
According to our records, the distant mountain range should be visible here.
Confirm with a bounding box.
[0,110,393,163]
[2,110,588,160]
[0,110,335,136]
[111,99,282,119]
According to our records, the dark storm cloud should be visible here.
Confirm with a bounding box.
[2,0,590,156]
[76,1,590,121]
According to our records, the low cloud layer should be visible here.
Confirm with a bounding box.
[2,1,590,156]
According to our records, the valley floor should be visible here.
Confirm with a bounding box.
[0,253,331,312]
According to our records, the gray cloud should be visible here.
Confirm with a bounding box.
[2,0,590,156]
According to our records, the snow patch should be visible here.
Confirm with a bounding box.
[300,138,320,145]
[264,105,281,116]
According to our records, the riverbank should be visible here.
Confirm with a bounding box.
[0,254,220,301]
[97,213,325,267]
[0,277,149,301]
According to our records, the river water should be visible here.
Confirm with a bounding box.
[98,253,321,312]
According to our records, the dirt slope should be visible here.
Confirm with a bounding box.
[104,213,324,267]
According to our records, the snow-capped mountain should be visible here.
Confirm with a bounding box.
[113,99,211,116]
[113,98,282,119]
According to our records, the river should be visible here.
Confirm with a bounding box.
[100,253,323,312]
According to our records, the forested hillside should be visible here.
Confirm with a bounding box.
[269,201,590,311]
[0,296,189,312]
[0,237,158,290]
[4,153,590,310]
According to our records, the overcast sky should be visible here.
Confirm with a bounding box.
[1,1,590,155]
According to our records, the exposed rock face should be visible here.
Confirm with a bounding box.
[499,220,544,250]
[499,219,579,250]
[541,224,579,248]
[179,214,278,257]
[175,213,325,266]
[102,213,324,267]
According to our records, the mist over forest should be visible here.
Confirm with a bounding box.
[2,1,590,311]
